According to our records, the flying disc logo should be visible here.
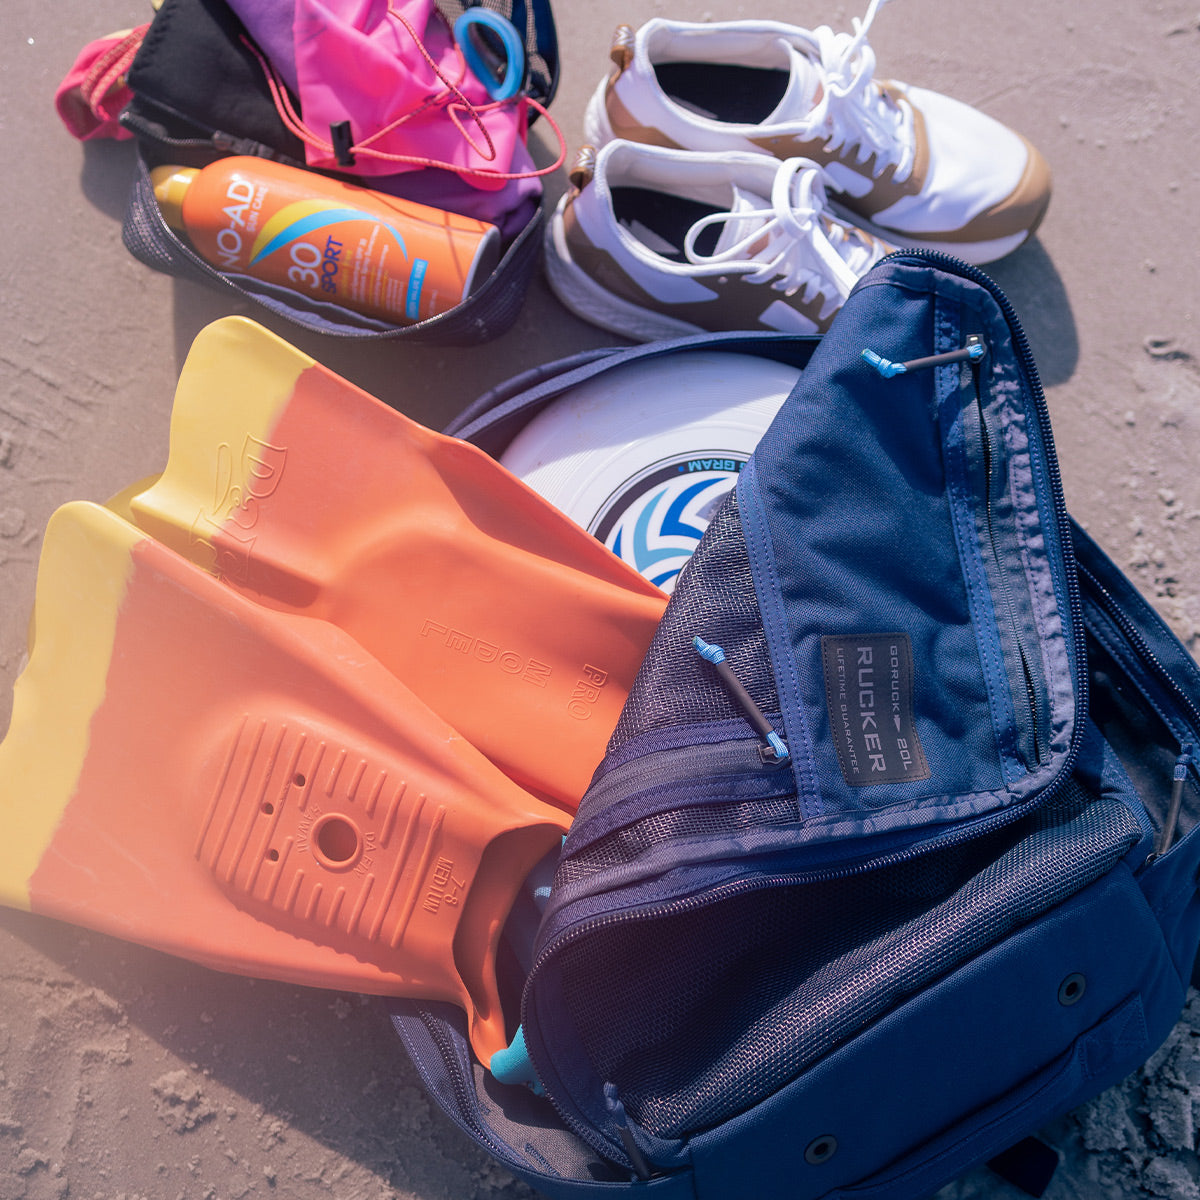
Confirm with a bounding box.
[591,455,748,593]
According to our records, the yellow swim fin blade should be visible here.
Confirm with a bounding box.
[126,317,667,812]
[0,500,567,1066]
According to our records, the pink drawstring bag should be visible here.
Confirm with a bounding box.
[250,0,542,190]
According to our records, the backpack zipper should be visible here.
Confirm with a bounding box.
[525,774,1133,1169]
[415,1006,660,1184]
[1077,557,1200,737]
[903,255,1086,727]
[1076,554,1200,858]
[542,773,1099,954]
[866,322,1049,767]
[871,250,1080,765]
[415,1008,524,1163]
[1157,745,1196,856]
[969,343,1046,766]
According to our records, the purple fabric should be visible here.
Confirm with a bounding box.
[378,140,543,238]
[227,0,300,89]
[225,0,541,230]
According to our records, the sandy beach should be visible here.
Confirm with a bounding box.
[2,1,1199,1196]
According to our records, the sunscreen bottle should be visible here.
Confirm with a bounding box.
[150,157,501,324]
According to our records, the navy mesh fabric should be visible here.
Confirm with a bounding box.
[555,794,803,889]
[551,780,1141,1139]
[609,490,779,754]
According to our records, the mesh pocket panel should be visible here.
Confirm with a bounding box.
[610,490,778,753]
[554,794,803,888]
[552,780,1141,1139]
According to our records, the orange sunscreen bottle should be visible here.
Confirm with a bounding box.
[150,157,501,324]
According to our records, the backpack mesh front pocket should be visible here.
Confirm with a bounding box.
[539,777,1142,1140]
[609,491,778,756]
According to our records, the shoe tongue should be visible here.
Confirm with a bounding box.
[770,41,824,122]
[710,185,773,258]
[821,214,876,276]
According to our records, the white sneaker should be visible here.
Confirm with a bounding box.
[584,0,1051,264]
[543,139,893,342]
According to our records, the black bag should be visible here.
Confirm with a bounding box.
[119,0,558,344]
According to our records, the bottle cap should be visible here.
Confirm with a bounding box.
[148,166,198,233]
[462,224,501,299]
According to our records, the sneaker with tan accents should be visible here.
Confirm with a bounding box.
[584,0,1051,265]
[543,140,894,342]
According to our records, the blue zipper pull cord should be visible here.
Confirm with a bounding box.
[1154,743,1194,857]
[693,635,789,762]
[604,1083,654,1180]
[863,335,987,378]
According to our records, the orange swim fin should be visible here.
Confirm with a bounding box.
[127,317,667,811]
[0,501,567,1067]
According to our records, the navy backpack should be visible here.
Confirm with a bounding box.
[391,253,1200,1198]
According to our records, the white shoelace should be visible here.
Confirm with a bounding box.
[682,158,883,309]
[805,0,914,181]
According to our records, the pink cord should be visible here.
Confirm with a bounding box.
[242,7,565,184]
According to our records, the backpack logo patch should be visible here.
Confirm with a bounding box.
[821,633,930,785]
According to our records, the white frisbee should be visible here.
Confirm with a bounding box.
[499,351,800,593]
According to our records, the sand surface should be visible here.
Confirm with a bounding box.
[2,0,1199,1196]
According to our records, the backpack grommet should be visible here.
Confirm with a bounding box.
[1058,973,1087,1006]
[804,1134,838,1165]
